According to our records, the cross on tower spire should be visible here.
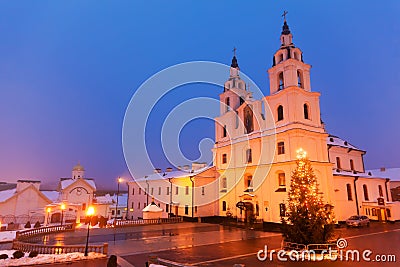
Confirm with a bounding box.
[232,47,237,57]
[282,11,288,22]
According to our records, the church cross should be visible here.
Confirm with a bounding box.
[233,47,237,57]
[282,11,288,21]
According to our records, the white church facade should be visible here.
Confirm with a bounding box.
[127,18,400,224]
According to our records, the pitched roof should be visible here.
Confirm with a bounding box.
[0,189,16,202]
[60,178,96,190]
[41,191,60,202]
[135,166,214,182]
[327,135,365,152]
[367,168,400,182]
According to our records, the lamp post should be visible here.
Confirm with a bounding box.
[189,176,194,218]
[84,206,95,256]
[60,203,66,226]
[145,176,149,206]
[113,177,122,244]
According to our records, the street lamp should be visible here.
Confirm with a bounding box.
[114,177,123,223]
[84,206,95,256]
[60,203,66,226]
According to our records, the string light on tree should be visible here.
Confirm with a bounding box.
[281,148,335,245]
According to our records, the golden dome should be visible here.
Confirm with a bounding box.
[72,163,85,171]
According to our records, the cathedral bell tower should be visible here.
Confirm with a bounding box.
[268,17,312,95]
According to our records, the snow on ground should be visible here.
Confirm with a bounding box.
[0,250,106,266]
[0,231,16,242]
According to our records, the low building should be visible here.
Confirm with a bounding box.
[126,164,219,220]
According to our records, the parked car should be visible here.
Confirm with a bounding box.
[346,215,370,227]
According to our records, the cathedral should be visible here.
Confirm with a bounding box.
[127,18,400,223]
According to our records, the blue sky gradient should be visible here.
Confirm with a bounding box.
[0,1,399,189]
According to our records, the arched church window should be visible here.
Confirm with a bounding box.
[297,70,303,88]
[363,184,369,201]
[278,72,284,90]
[346,184,352,201]
[221,177,227,189]
[378,185,383,197]
[278,53,283,63]
[222,201,227,211]
[245,175,253,189]
[304,103,309,120]
[277,105,284,121]
[244,105,254,134]
[223,125,227,138]
[278,173,286,186]
[225,97,230,112]
[350,159,354,171]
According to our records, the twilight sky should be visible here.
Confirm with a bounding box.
[0,1,399,190]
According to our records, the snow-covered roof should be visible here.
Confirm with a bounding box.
[142,202,163,212]
[60,178,96,190]
[96,193,128,207]
[332,169,387,179]
[367,168,400,182]
[135,166,214,182]
[0,189,16,202]
[41,190,59,202]
[327,135,364,152]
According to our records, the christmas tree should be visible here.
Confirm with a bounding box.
[282,148,335,245]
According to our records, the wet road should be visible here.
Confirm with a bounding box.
[121,222,400,267]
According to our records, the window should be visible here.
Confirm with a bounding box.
[175,186,179,195]
[350,159,354,171]
[222,201,227,211]
[297,70,303,88]
[278,173,286,186]
[303,104,309,120]
[225,97,230,112]
[246,149,252,163]
[244,105,254,134]
[277,105,284,121]
[223,125,227,137]
[139,188,141,195]
[195,206,198,213]
[221,177,227,190]
[158,187,161,195]
[151,188,154,195]
[222,154,227,164]
[245,175,253,188]
[378,185,383,197]
[138,202,140,209]
[132,188,134,195]
[336,157,341,169]
[112,210,115,215]
[363,184,369,201]
[185,205,189,215]
[167,187,170,195]
[201,187,205,195]
[166,204,169,213]
[131,202,134,209]
[387,209,391,218]
[82,203,86,211]
[346,184,353,201]
[277,142,285,155]
[256,204,259,216]
[278,72,284,90]
[185,186,189,195]
[372,208,376,216]
[117,210,120,215]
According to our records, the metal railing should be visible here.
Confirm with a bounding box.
[116,217,183,227]
[15,224,74,240]
[12,240,108,255]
